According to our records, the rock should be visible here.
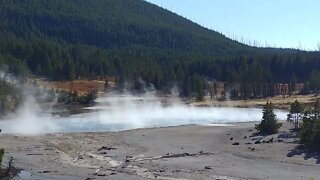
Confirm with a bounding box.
[285,138,299,143]
[244,136,247,139]
[39,171,50,174]
[254,141,261,144]
[287,153,294,157]
[125,156,130,163]
[251,136,264,141]
[232,142,240,146]
[278,132,293,139]
[230,137,234,141]
[245,142,252,145]
[78,155,84,160]
[269,138,274,143]
[278,139,284,143]
[205,166,212,170]
[98,146,116,151]
[249,147,255,151]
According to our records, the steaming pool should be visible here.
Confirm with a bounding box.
[0,94,288,134]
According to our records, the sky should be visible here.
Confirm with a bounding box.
[146,0,320,50]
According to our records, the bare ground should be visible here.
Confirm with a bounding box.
[0,122,319,180]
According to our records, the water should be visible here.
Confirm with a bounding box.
[0,94,288,134]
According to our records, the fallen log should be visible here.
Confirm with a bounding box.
[26,153,43,156]
[129,151,215,162]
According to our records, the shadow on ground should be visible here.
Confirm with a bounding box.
[287,145,320,164]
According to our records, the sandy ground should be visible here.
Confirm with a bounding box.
[1,122,320,180]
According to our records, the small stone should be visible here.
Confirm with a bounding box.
[205,166,212,170]
[287,153,294,157]
[251,136,264,141]
[255,141,261,144]
[230,137,234,141]
[269,138,274,143]
[78,155,84,160]
[232,142,240,146]
[262,140,269,144]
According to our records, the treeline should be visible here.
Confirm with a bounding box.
[2,41,320,98]
[0,0,320,99]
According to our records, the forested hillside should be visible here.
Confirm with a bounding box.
[0,0,320,98]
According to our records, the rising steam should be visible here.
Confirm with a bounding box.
[0,91,288,134]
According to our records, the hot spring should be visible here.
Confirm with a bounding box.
[0,94,288,134]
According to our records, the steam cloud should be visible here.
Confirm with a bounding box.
[0,92,288,134]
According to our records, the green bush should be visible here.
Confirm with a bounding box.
[256,102,282,134]
[58,90,97,105]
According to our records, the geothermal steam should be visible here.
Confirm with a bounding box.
[0,96,59,134]
[0,92,288,134]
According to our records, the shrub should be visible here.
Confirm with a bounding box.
[256,102,282,134]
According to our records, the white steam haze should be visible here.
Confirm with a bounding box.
[0,92,288,134]
[0,96,60,134]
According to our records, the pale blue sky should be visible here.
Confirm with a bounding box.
[146,0,319,50]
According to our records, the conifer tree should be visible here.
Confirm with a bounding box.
[256,102,282,134]
[287,100,304,130]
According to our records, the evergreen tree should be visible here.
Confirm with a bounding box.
[309,70,320,94]
[313,99,320,119]
[0,149,4,166]
[300,100,320,151]
[256,102,282,134]
[287,100,304,130]
[289,74,297,96]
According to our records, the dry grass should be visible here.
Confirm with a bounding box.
[38,79,115,94]
[193,94,319,109]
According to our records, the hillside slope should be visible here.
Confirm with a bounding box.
[0,0,319,97]
[0,0,247,55]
